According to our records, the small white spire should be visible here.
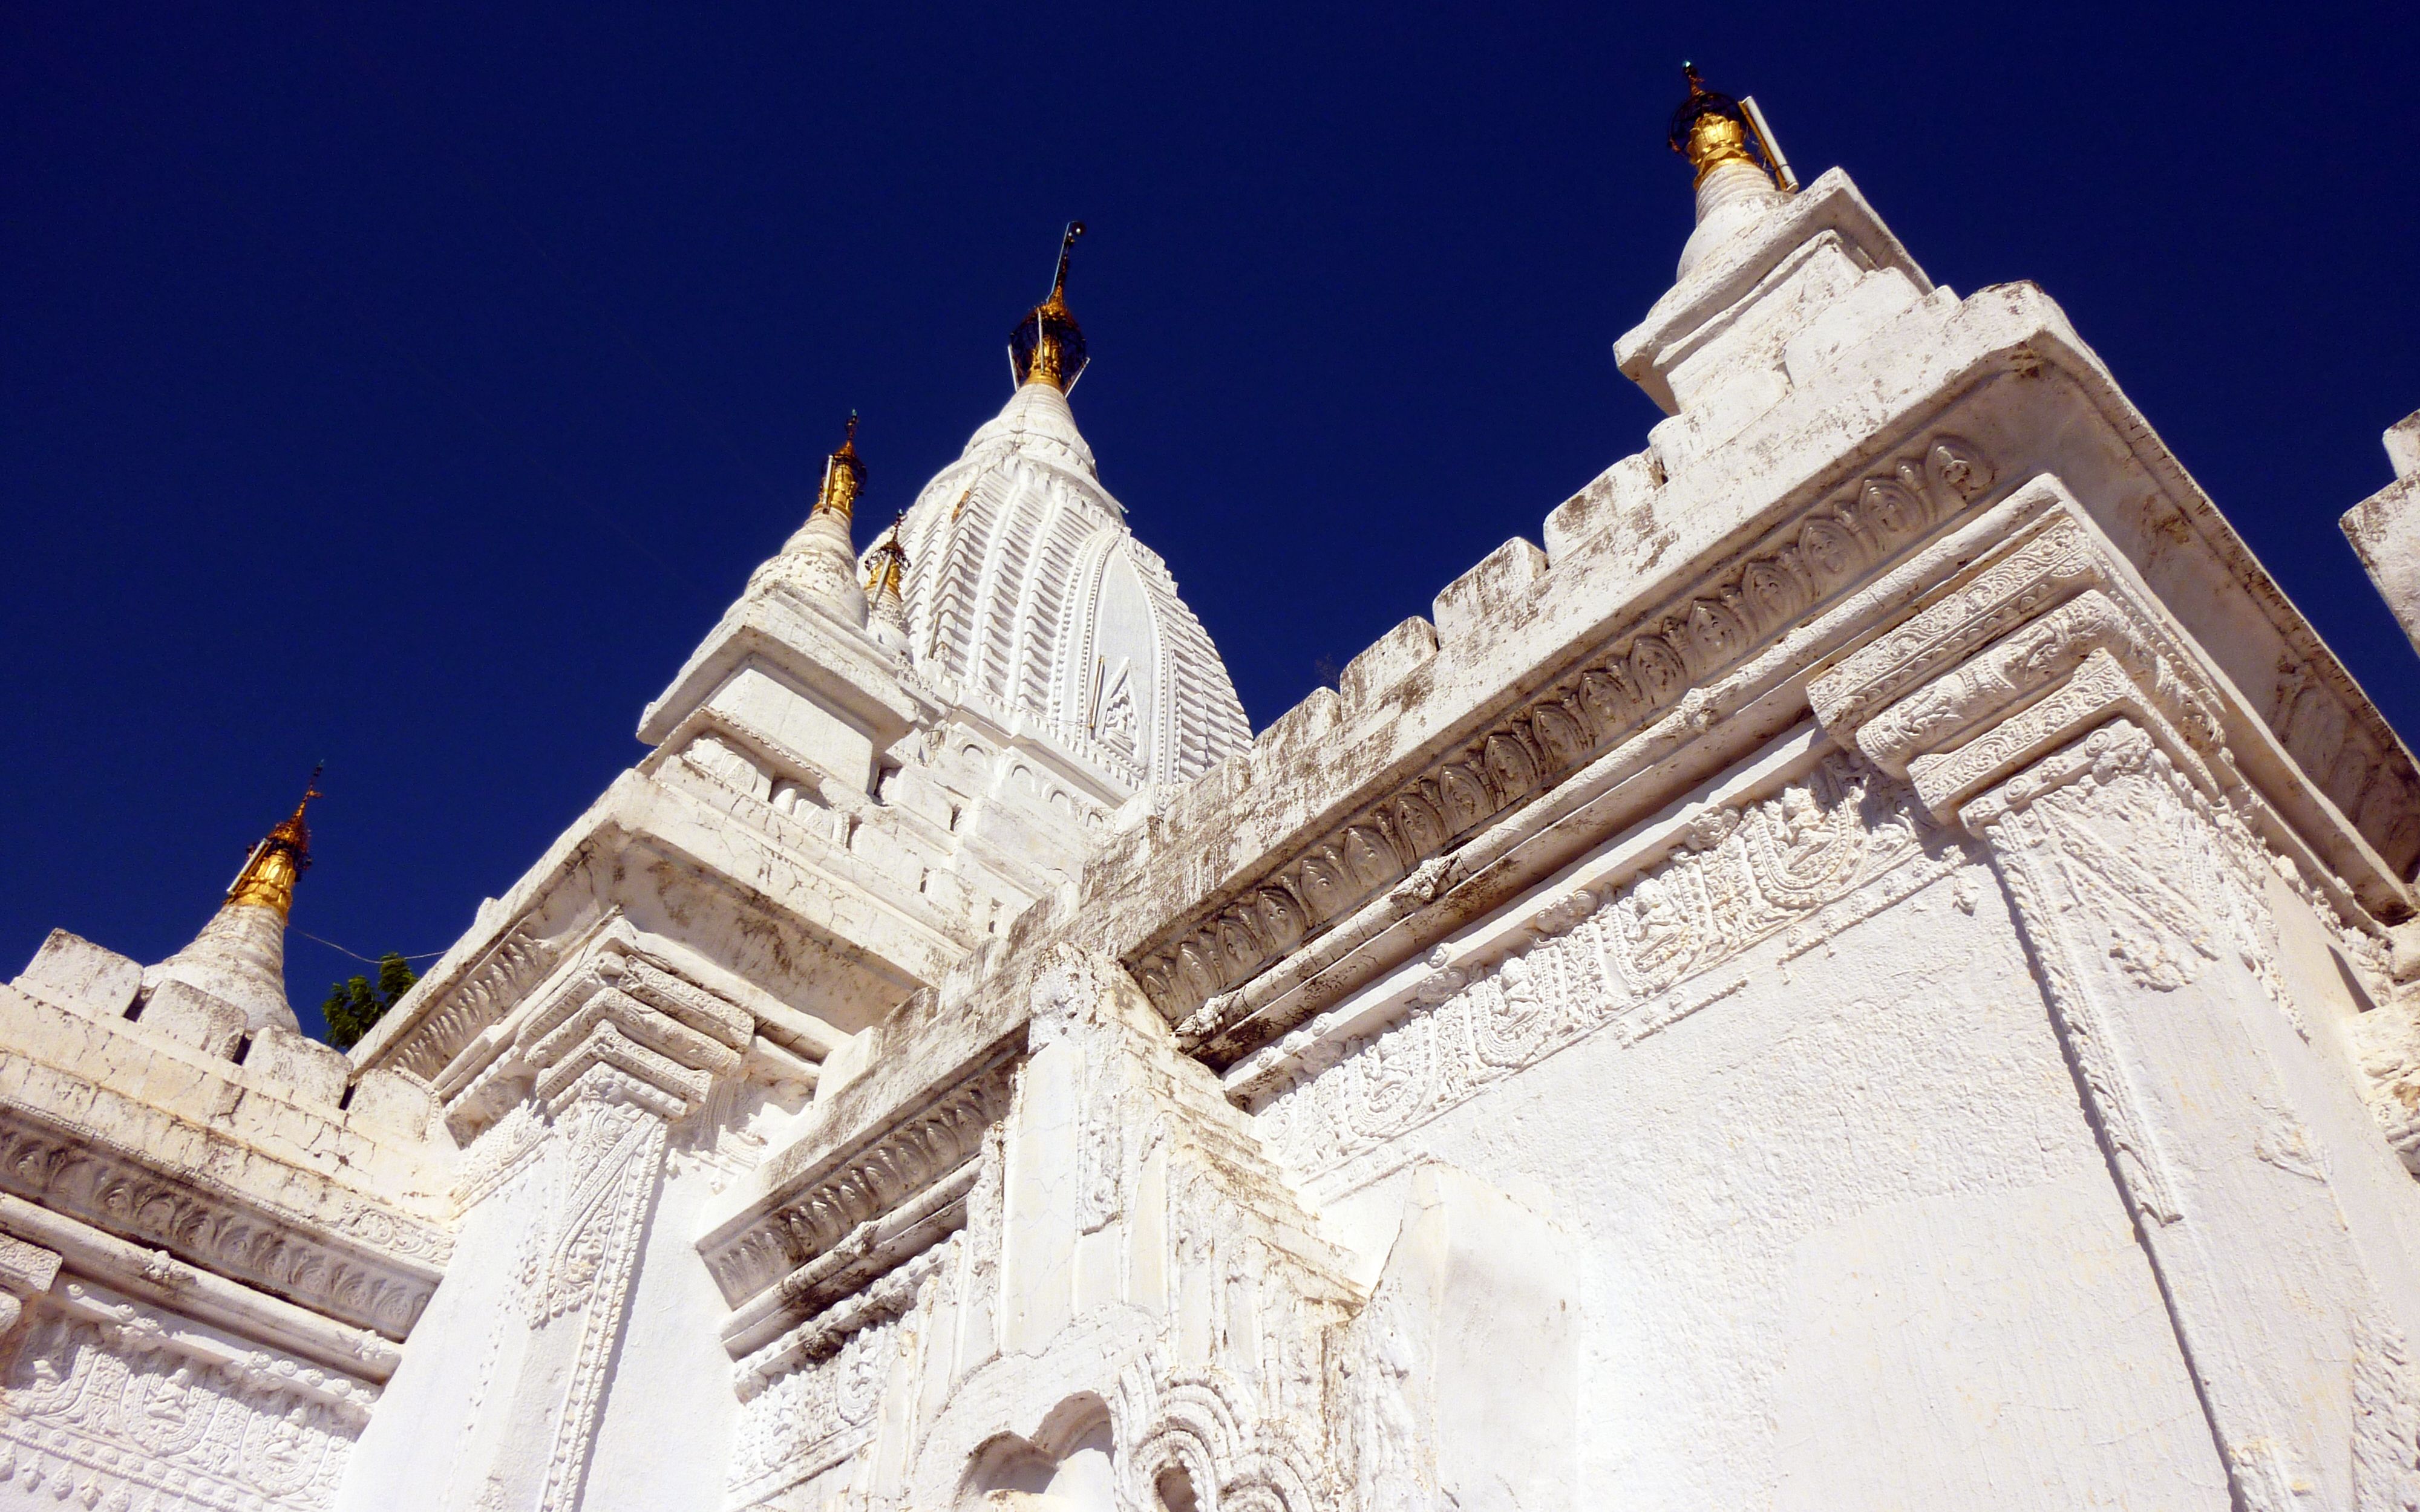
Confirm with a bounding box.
[145,772,321,1034]
[750,414,871,626]
[1666,64,1790,279]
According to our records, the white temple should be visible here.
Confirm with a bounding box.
[9,71,2420,1511]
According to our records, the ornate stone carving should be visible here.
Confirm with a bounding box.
[0,1279,376,1511]
[387,918,565,1083]
[1960,722,2202,1225]
[2272,663,2420,877]
[1132,432,1996,1037]
[0,1231,59,1343]
[1116,1358,1334,1512]
[1809,509,2098,735]
[521,1090,668,1326]
[725,1272,920,1508]
[700,1054,1017,1308]
[1907,647,2208,821]
[1854,587,2144,772]
[524,1069,676,1512]
[1252,751,1960,1180]
[1814,503,2420,881]
[0,1112,446,1340]
[2354,1307,2420,1511]
[454,1100,550,1211]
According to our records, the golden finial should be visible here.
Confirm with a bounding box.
[1009,221,1090,391]
[1666,64,1793,191]
[864,511,909,599]
[226,764,322,919]
[811,411,867,522]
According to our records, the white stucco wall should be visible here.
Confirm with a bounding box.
[1287,858,2229,1508]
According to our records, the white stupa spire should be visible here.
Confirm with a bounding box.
[146,770,320,1033]
[749,413,871,626]
[1667,64,1791,279]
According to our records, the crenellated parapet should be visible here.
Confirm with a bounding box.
[0,928,446,1511]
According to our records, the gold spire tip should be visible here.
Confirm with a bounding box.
[1665,64,1785,191]
[1049,220,1085,304]
[865,509,909,598]
[814,411,866,520]
[227,764,322,919]
[1011,221,1090,391]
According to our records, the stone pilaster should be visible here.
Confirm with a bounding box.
[1812,491,2420,1511]
[469,948,749,1512]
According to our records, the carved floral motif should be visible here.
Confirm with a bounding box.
[1255,752,1957,1179]
[387,920,563,1083]
[1133,434,1996,1040]
[0,1284,374,1511]
[0,1117,445,1340]
[725,1299,904,1506]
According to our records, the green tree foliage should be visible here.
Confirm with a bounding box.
[322,952,417,1050]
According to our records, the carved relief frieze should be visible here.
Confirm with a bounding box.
[0,1278,376,1511]
[699,1054,1017,1309]
[0,1232,59,1343]
[442,940,756,1152]
[1810,508,2232,826]
[1250,752,1961,1184]
[725,1303,900,1507]
[387,918,566,1084]
[0,1111,447,1341]
[726,1239,959,1510]
[2274,663,2420,877]
[1813,501,2420,881]
[1131,433,1998,1040]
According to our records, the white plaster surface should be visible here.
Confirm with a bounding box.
[147,897,300,1033]
[1300,862,2219,1507]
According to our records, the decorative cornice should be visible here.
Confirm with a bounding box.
[1808,508,2099,735]
[0,1102,446,1341]
[382,916,563,1084]
[1133,430,1997,1044]
[1806,486,2420,937]
[698,1052,1016,1309]
[731,1237,953,1401]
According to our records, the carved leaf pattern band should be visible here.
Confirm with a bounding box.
[1130,435,1996,1038]
[1255,752,1955,1178]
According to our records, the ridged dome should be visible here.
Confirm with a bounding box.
[872,384,1249,792]
[961,380,1098,483]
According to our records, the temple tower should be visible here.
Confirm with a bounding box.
[880,224,1252,796]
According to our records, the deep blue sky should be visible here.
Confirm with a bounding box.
[7,5,2416,1041]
